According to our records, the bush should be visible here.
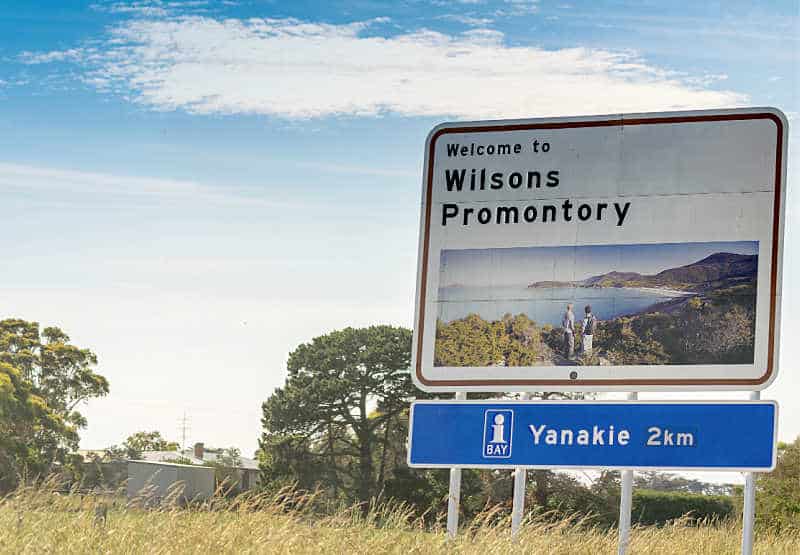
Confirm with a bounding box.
[435,313,547,367]
[755,438,800,531]
[632,489,734,525]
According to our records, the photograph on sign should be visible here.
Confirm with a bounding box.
[435,240,758,368]
[412,108,787,391]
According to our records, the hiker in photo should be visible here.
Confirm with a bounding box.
[582,305,597,356]
[562,303,575,359]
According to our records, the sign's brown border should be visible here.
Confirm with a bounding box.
[415,112,785,388]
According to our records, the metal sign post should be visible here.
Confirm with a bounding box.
[511,466,526,540]
[446,391,467,539]
[511,392,532,540]
[742,390,761,555]
[617,392,638,555]
[446,464,462,539]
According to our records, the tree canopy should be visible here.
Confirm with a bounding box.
[0,318,108,491]
[0,319,108,429]
[120,430,179,459]
[259,325,416,508]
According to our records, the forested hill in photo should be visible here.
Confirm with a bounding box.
[528,252,757,291]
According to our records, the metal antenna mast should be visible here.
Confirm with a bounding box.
[178,412,190,451]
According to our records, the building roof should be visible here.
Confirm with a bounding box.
[139,451,202,465]
[139,450,258,470]
[128,459,214,470]
[198,450,259,470]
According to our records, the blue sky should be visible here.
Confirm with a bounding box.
[0,1,798,464]
[441,241,759,286]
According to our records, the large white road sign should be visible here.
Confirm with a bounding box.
[412,108,788,392]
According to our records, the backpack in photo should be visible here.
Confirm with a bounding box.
[584,314,596,335]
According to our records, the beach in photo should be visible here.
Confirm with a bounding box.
[434,241,758,367]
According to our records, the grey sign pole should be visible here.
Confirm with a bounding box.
[446,391,467,539]
[511,392,532,540]
[617,391,638,555]
[741,390,761,555]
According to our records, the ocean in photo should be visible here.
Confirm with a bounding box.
[436,285,689,325]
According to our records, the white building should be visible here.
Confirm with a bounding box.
[137,442,260,493]
[127,460,215,505]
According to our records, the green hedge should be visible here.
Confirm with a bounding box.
[632,489,734,525]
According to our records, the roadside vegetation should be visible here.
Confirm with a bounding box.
[3,320,798,553]
[2,483,800,555]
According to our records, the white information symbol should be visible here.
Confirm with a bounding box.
[491,413,506,443]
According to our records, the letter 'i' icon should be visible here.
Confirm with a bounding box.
[492,414,506,443]
[483,409,513,458]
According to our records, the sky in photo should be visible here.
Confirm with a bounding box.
[440,241,760,287]
[0,1,798,463]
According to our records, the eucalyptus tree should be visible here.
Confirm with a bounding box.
[0,318,108,489]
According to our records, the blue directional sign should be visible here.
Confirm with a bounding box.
[408,401,777,471]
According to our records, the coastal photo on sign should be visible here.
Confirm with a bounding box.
[434,241,758,367]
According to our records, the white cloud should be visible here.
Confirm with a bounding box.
[18,48,89,64]
[684,73,729,87]
[107,4,170,17]
[437,14,495,27]
[90,0,210,18]
[0,78,29,90]
[501,0,540,13]
[0,162,288,208]
[0,162,198,195]
[27,16,746,119]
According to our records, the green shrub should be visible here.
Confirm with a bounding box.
[632,489,734,525]
[755,438,800,531]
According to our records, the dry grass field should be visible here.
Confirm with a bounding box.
[1,486,798,554]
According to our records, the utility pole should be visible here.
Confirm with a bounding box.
[178,412,190,451]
